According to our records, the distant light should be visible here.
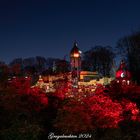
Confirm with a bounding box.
[117,80,119,83]
[127,80,130,85]
[79,50,82,54]
[122,80,126,83]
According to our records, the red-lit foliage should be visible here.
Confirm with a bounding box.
[2,76,140,135]
[53,99,93,133]
[95,84,106,94]
[84,95,123,128]
[53,82,140,133]
[121,99,140,121]
[53,79,69,100]
[8,77,48,110]
[0,86,47,139]
[107,81,140,102]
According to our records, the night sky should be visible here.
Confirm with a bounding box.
[0,0,140,63]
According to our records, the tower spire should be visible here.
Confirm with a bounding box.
[74,40,78,47]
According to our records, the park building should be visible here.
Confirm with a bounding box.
[70,41,112,87]
[115,60,132,85]
[34,42,118,92]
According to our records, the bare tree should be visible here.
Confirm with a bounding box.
[116,31,140,84]
[82,46,115,77]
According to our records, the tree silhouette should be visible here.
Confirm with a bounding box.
[82,46,115,76]
[116,31,140,84]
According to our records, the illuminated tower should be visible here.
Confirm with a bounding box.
[116,60,131,85]
[70,42,81,88]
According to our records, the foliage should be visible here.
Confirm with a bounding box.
[0,64,9,88]
[82,46,115,76]
[107,81,140,104]
[84,95,122,128]
[0,78,50,139]
[53,86,140,134]
[0,76,140,139]
[0,122,43,140]
[53,98,93,134]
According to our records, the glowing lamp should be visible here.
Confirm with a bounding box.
[121,72,125,78]
[73,53,80,57]
[117,80,119,83]
[122,79,126,83]
[127,80,130,85]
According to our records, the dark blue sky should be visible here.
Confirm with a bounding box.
[0,0,140,63]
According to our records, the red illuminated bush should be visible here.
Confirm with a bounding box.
[121,99,139,121]
[107,81,140,103]
[7,77,48,110]
[53,85,140,133]
[84,95,123,128]
[53,99,93,133]
[2,75,140,136]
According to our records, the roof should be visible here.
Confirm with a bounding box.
[80,71,99,75]
[70,42,80,55]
